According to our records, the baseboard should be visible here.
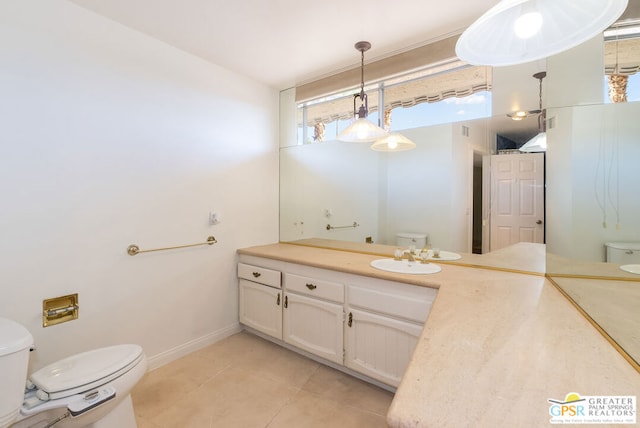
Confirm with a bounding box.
[146,322,242,371]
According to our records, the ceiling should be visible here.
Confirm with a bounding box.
[69,0,501,90]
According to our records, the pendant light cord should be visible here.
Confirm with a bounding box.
[353,41,371,119]
[360,47,365,99]
[535,72,546,132]
[538,76,543,112]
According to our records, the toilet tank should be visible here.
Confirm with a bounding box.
[0,318,33,428]
[396,232,428,249]
[605,242,640,263]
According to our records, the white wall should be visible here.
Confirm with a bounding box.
[0,0,279,371]
[279,141,380,243]
[384,124,452,248]
[547,35,604,108]
[547,102,640,261]
[384,122,484,252]
[382,125,452,248]
[492,60,547,116]
[279,120,486,251]
[545,106,574,259]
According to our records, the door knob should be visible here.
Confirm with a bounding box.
[536,220,543,225]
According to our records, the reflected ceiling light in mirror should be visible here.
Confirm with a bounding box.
[520,71,547,152]
[371,133,416,152]
[455,0,629,66]
[337,41,388,143]
[507,109,540,121]
[508,111,527,121]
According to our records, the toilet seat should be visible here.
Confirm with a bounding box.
[29,344,143,401]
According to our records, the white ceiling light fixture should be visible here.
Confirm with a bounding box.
[507,109,539,121]
[371,133,416,152]
[337,41,388,143]
[519,71,547,153]
[455,0,629,66]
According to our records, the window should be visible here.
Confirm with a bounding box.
[297,63,492,145]
[604,37,640,103]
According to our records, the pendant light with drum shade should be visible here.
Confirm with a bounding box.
[370,133,416,152]
[337,41,416,151]
[337,41,388,143]
[455,0,629,67]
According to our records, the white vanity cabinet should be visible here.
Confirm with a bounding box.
[237,254,438,389]
[345,280,437,387]
[283,273,344,364]
[238,263,282,339]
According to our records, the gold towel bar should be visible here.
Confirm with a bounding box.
[326,222,359,231]
[127,236,217,256]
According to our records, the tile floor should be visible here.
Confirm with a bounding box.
[131,331,394,428]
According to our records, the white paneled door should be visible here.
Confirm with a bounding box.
[490,153,545,251]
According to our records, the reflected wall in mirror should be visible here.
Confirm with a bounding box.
[545,101,640,370]
[280,118,491,253]
[541,2,640,369]
[546,102,640,267]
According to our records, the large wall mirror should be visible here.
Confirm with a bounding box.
[279,4,640,370]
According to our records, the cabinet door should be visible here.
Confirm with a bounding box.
[239,279,282,339]
[283,292,343,364]
[345,308,423,387]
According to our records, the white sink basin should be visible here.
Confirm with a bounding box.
[370,258,442,274]
[620,264,640,274]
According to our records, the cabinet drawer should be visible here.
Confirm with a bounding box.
[238,263,281,289]
[348,283,435,323]
[285,273,344,303]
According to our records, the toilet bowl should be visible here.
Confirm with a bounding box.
[0,318,147,428]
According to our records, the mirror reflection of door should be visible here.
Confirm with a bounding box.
[488,153,545,251]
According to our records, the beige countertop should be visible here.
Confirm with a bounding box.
[286,238,546,275]
[238,243,640,427]
[550,276,640,371]
[547,252,640,279]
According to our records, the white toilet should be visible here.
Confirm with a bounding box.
[0,318,147,428]
[396,232,428,249]
[604,242,640,264]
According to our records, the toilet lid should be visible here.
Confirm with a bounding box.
[30,344,143,399]
[605,242,640,250]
